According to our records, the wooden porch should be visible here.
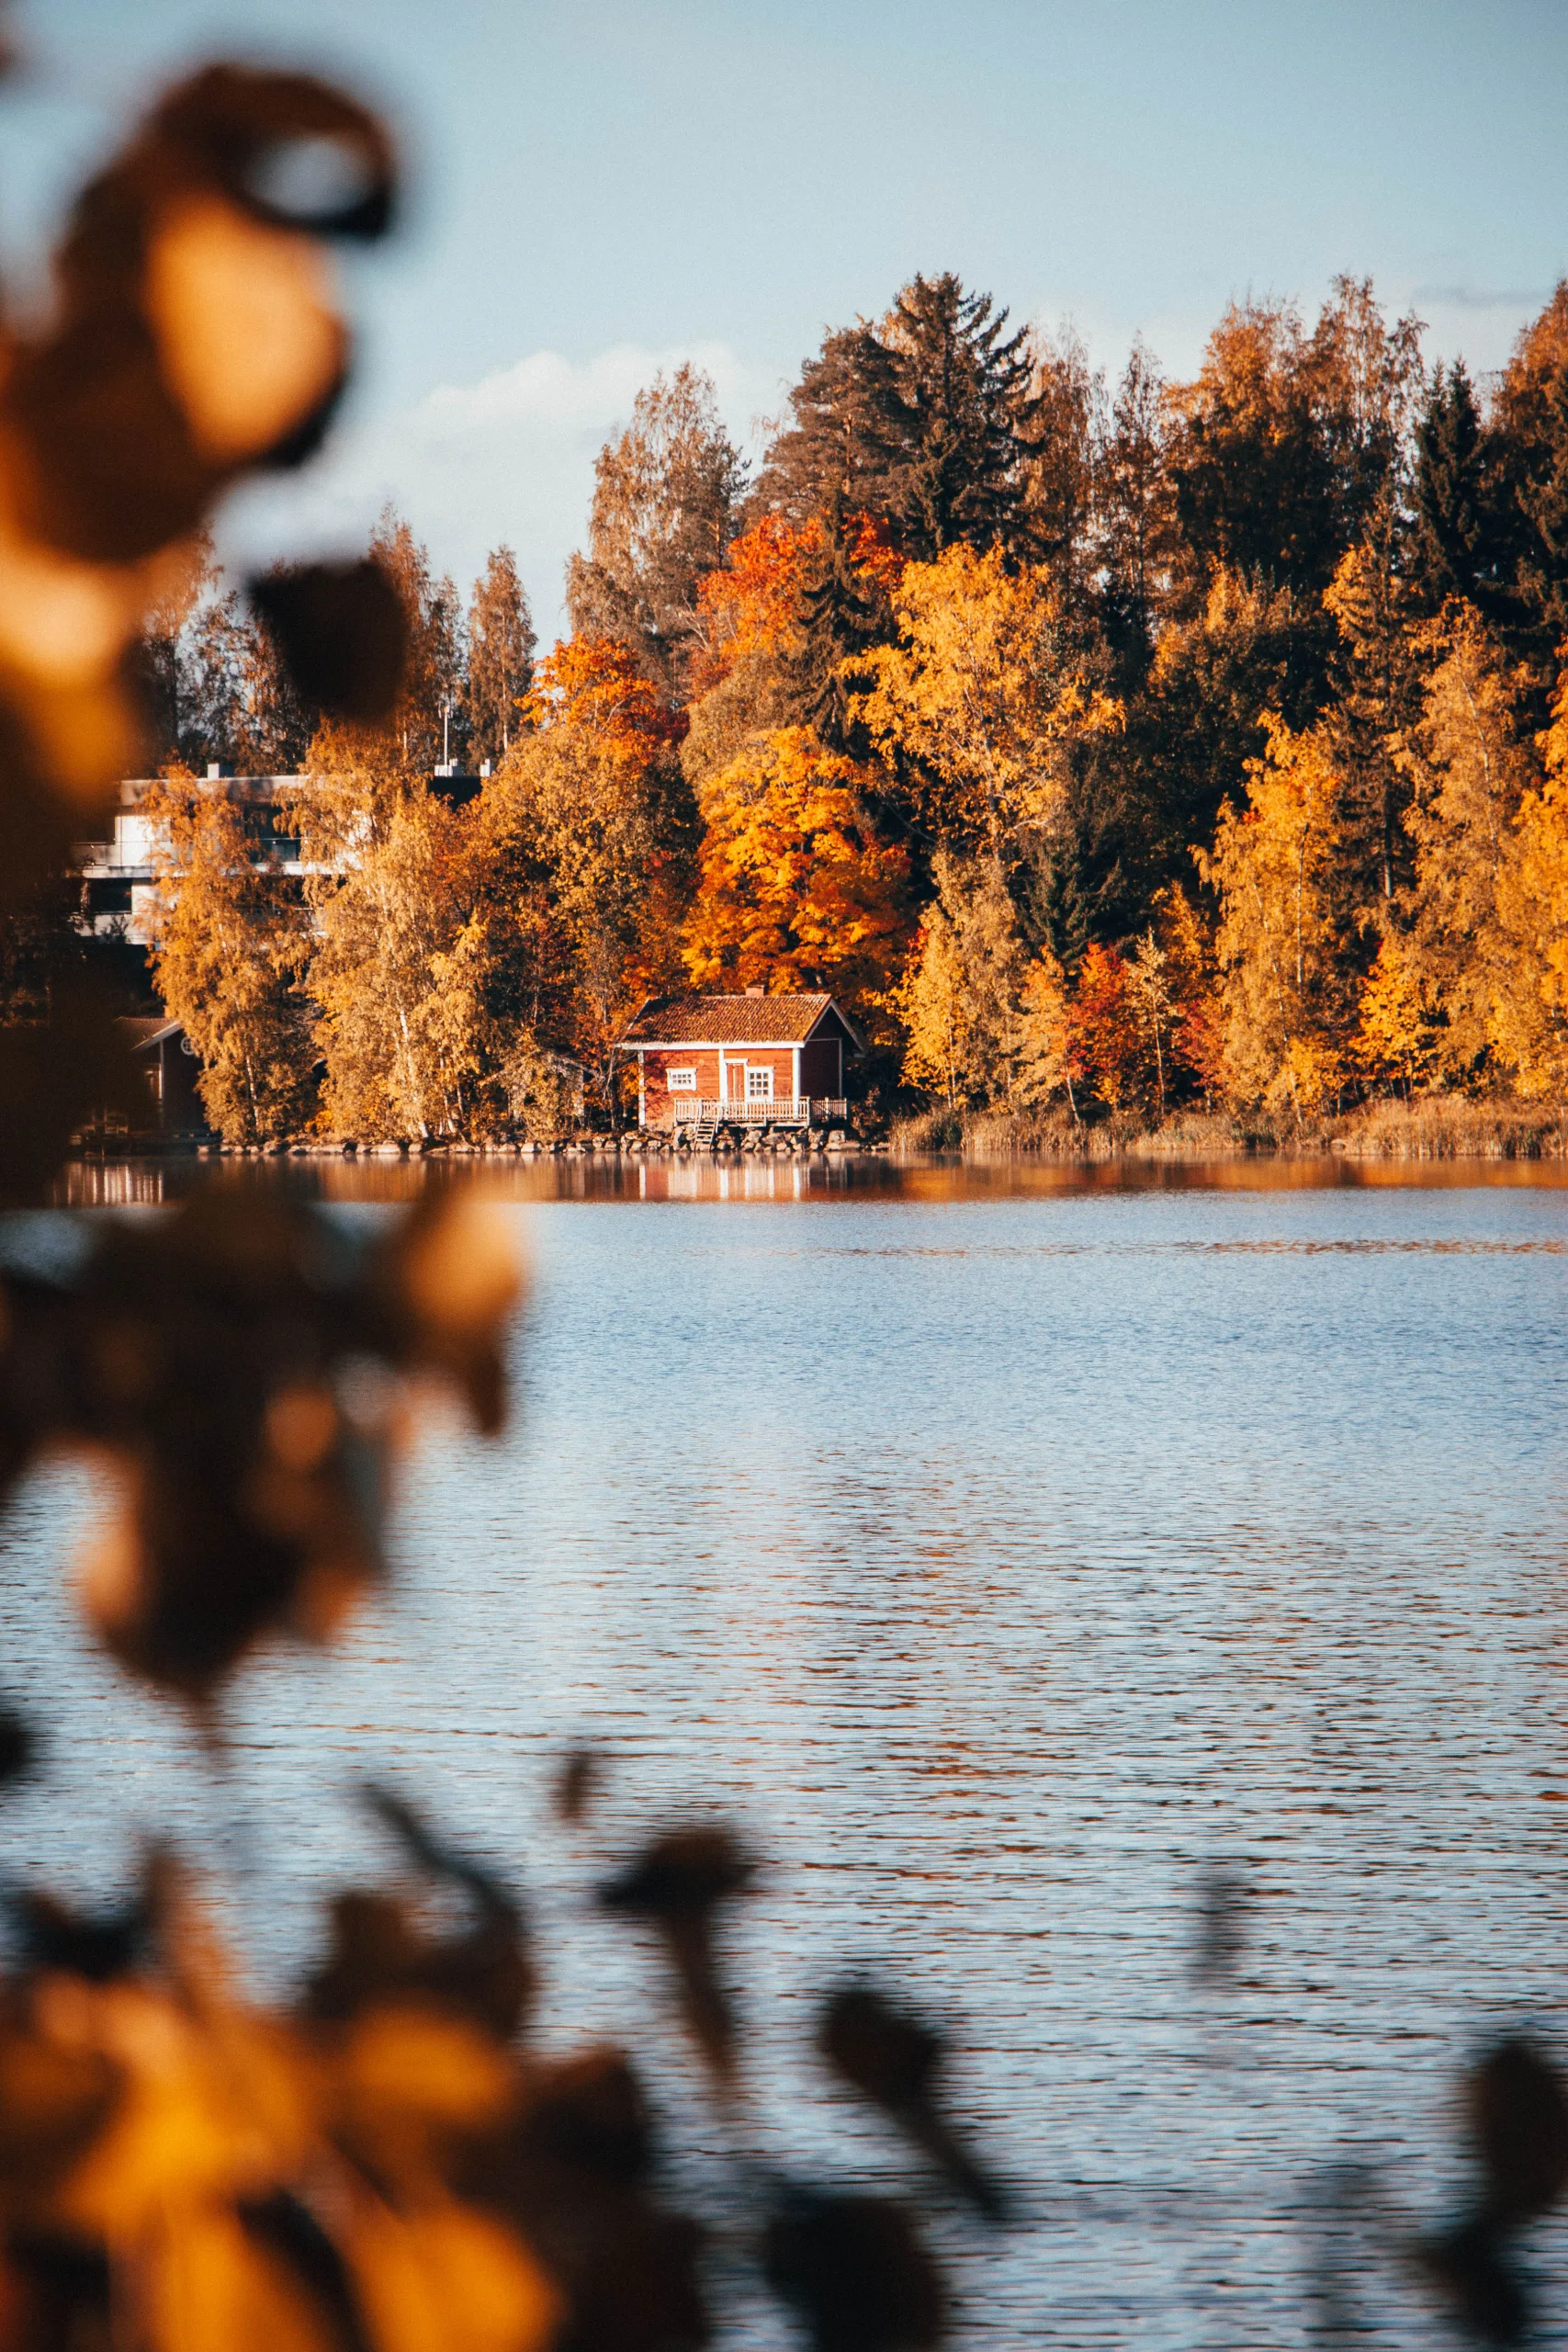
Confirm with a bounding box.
[657,1097,846,1129]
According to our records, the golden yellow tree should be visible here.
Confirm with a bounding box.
[143,771,313,1142]
[1015,945,1077,1112]
[681,726,909,1007]
[1401,616,1532,1077]
[479,639,691,1117]
[1353,934,1443,1091]
[849,544,1121,851]
[892,851,1065,1109]
[290,725,487,1140]
[1195,716,1349,1122]
[1495,645,1568,1093]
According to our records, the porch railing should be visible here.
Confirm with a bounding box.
[653,1097,846,1128]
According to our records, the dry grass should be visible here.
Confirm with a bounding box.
[886,1092,1568,1162]
[886,1105,1253,1161]
[1328,1093,1568,1159]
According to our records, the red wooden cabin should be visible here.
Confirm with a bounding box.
[620,991,862,1128]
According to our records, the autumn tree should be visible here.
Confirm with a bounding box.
[143,772,314,1142]
[371,508,464,771]
[566,366,744,700]
[894,851,1070,1112]
[1166,280,1422,628]
[682,514,827,784]
[465,546,536,767]
[1195,716,1353,1122]
[681,726,909,1010]
[851,543,1121,854]
[1393,610,1544,1088]
[1113,566,1320,897]
[1499,647,1568,1093]
[131,535,317,775]
[1487,283,1568,689]
[130,534,212,768]
[1353,934,1443,1093]
[290,725,487,1140]
[1069,944,1145,1111]
[479,639,692,1117]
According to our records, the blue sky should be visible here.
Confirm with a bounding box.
[6,0,1566,635]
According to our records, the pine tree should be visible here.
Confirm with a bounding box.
[1323,544,1427,910]
[1016,324,1103,609]
[1412,362,1501,614]
[1098,338,1174,674]
[792,499,895,752]
[881,274,1035,560]
[761,275,1035,564]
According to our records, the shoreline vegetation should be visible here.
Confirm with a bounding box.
[76,1091,1568,1165]
[893,1095,1568,1160]
[62,271,1568,1158]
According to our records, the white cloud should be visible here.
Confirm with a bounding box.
[215,341,787,641]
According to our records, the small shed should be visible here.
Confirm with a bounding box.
[113,1015,207,1133]
[620,991,862,1128]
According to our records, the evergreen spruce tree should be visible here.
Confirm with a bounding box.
[881,274,1035,559]
[1412,363,1500,613]
[792,496,894,752]
[1511,360,1568,668]
[1027,840,1092,969]
[760,273,1035,561]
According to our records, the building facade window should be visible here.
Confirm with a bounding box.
[747,1065,773,1098]
[668,1067,696,1091]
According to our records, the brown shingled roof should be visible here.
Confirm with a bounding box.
[620,992,853,1046]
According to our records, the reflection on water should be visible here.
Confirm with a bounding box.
[6,1171,1568,2344]
[52,1148,1568,1209]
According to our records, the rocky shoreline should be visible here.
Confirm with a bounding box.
[75,1123,886,1163]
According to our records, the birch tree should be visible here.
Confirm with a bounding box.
[143,773,313,1141]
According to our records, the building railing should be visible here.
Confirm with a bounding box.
[653,1097,846,1128]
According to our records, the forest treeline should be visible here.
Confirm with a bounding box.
[135,270,1568,1143]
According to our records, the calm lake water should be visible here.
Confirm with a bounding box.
[6,1157,1568,2346]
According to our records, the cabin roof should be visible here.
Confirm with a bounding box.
[621,992,859,1048]
[114,1015,184,1052]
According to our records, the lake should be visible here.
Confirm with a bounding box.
[6,1157,1568,2347]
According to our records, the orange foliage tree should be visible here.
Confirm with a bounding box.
[521,636,683,765]
[480,638,694,1118]
[681,726,909,1009]
[693,514,828,689]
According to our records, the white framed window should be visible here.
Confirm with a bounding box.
[667,1066,696,1091]
[747,1065,773,1099]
